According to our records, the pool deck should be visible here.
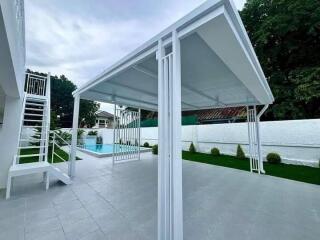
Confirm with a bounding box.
[0,151,319,240]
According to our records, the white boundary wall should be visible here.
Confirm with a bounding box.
[59,119,320,167]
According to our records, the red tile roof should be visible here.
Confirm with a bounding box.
[183,107,246,122]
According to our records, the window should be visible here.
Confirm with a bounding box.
[99,119,106,127]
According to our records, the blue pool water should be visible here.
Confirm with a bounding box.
[82,144,140,154]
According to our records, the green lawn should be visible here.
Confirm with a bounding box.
[182,151,320,185]
[19,146,80,164]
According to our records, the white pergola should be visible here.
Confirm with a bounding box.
[71,0,274,239]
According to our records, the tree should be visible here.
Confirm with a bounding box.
[27,69,100,128]
[241,0,320,120]
[79,99,99,128]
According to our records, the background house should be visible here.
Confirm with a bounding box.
[93,110,114,128]
[141,107,247,127]
[183,107,247,124]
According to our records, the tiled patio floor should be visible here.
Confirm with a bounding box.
[0,151,319,240]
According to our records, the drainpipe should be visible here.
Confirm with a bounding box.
[256,105,269,174]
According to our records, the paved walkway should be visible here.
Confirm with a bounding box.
[0,152,319,240]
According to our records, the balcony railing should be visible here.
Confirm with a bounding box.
[25,73,48,96]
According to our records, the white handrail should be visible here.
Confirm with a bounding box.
[52,132,71,146]
[44,73,51,162]
[51,131,71,166]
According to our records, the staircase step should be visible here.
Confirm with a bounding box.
[26,96,47,102]
[49,166,72,184]
[25,102,45,107]
[9,162,51,176]
[18,146,44,149]
[25,108,44,112]
[24,113,45,117]
[24,119,44,122]
[20,138,47,142]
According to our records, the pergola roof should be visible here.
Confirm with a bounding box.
[74,0,274,111]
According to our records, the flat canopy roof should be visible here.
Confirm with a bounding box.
[74,0,274,111]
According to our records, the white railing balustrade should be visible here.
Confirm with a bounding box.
[25,73,47,96]
[113,107,141,164]
[247,106,261,173]
[51,131,71,173]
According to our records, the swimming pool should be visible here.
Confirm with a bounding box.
[78,144,151,157]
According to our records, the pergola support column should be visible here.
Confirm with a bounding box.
[247,106,260,173]
[247,105,268,174]
[256,105,269,174]
[157,30,183,240]
[70,94,80,177]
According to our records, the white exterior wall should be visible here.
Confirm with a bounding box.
[62,119,320,167]
[0,0,25,189]
[0,96,24,188]
[0,0,25,98]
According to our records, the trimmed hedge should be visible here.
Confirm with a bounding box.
[267,152,281,164]
[236,144,245,159]
[87,130,98,136]
[152,144,158,155]
[189,142,196,153]
[211,148,220,156]
[143,142,150,148]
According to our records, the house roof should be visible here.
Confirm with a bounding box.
[74,0,274,111]
[184,106,246,122]
[96,110,114,119]
[146,106,246,122]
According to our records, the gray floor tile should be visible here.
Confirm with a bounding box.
[1,152,319,240]
[63,217,100,239]
[78,230,107,240]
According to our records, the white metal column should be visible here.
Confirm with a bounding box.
[70,94,80,177]
[247,106,261,173]
[157,30,183,240]
[256,105,268,174]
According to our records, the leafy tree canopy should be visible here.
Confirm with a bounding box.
[26,69,100,128]
[241,0,320,120]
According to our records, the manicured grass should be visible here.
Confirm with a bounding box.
[19,146,80,164]
[182,151,320,185]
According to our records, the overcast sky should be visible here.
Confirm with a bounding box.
[25,0,246,113]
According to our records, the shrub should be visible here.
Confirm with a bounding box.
[152,144,158,155]
[143,142,150,148]
[77,129,85,145]
[189,142,196,153]
[87,130,98,136]
[266,153,281,164]
[236,144,245,159]
[211,147,220,156]
[51,130,72,146]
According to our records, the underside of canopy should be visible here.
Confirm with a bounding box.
[74,0,274,111]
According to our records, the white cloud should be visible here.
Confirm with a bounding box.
[25,0,246,113]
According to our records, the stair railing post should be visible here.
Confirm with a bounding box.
[44,72,51,163]
[51,132,55,164]
[70,94,80,177]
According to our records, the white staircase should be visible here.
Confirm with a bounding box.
[6,73,71,199]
